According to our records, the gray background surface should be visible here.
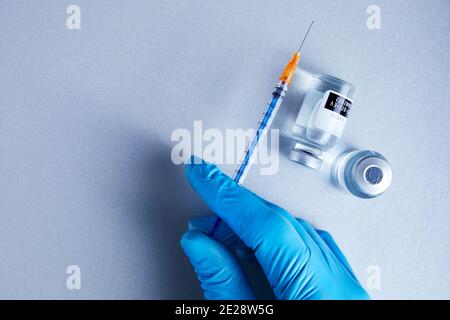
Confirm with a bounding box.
[0,0,449,299]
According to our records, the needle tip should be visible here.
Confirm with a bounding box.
[297,21,314,53]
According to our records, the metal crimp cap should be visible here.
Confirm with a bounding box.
[353,154,392,197]
[289,142,323,170]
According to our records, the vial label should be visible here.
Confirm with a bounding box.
[313,90,353,137]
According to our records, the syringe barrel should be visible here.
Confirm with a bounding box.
[233,82,288,184]
[210,81,288,237]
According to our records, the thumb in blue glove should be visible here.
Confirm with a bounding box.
[180,156,370,300]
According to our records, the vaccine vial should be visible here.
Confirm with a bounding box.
[289,72,356,169]
[332,150,392,198]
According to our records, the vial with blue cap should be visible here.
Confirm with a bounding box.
[332,150,392,198]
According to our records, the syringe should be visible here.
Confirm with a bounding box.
[209,21,314,237]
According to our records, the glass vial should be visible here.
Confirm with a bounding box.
[332,150,392,198]
[289,72,356,169]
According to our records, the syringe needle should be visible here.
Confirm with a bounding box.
[209,21,314,237]
[279,21,314,84]
[297,21,314,53]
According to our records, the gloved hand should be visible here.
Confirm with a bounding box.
[180,156,370,300]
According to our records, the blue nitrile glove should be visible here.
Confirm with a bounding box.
[180,157,370,300]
